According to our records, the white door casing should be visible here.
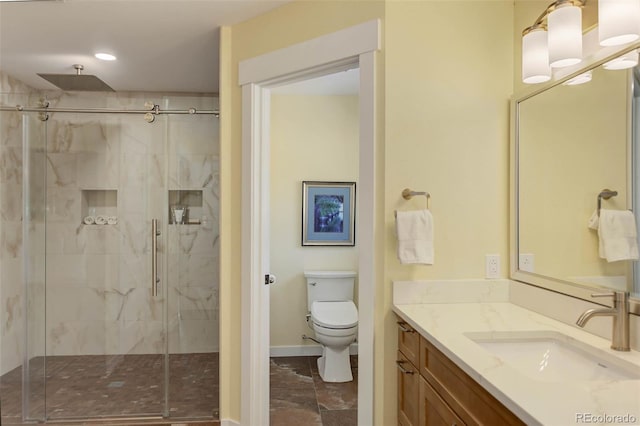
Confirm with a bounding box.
[239,19,380,426]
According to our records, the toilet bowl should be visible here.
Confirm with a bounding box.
[304,270,359,382]
[309,300,358,382]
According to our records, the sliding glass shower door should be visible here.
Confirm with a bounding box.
[43,109,168,420]
[0,94,219,423]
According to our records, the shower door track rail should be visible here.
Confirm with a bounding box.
[0,104,220,116]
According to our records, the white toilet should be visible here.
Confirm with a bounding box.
[305,270,358,383]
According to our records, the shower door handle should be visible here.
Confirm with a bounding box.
[151,219,160,297]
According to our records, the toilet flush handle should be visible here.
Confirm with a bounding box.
[309,281,317,286]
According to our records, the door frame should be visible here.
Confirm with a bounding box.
[239,20,380,426]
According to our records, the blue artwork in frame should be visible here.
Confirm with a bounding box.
[302,181,356,246]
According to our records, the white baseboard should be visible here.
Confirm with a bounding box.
[269,343,358,357]
[221,419,240,426]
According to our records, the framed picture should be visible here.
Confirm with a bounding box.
[302,181,356,246]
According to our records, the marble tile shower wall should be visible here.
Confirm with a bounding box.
[43,92,220,357]
[0,76,219,375]
[0,71,45,376]
[165,103,220,354]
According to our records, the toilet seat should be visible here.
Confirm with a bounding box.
[310,301,358,329]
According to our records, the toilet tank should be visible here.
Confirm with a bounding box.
[305,270,356,310]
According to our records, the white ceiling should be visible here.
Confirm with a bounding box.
[0,0,291,94]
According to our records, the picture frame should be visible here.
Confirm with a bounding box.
[302,181,356,246]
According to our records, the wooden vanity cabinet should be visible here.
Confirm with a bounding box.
[419,375,464,426]
[397,320,420,426]
[397,319,419,365]
[397,350,420,426]
[418,338,525,426]
[396,316,525,426]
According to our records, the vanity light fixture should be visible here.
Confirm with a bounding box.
[603,49,639,69]
[598,0,640,46]
[522,0,585,84]
[563,69,593,85]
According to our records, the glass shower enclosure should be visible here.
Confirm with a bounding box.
[0,91,219,423]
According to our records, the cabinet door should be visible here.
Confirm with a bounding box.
[397,318,420,366]
[397,351,420,426]
[419,376,465,426]
[419,337,525,426]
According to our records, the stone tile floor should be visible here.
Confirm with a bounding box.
[0,353,219,425]
[270,356,357,426]
[1,353,355,426]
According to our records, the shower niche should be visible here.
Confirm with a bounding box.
[168,189,203,225]
[80,189,118,225]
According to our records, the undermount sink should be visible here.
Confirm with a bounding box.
[465,331,640,382]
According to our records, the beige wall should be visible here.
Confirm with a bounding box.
[270,94,359,349]
[221,0,514,423]
[385,0,514,281]
[383,2,513,424]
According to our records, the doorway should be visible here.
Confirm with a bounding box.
[239,20,379,426]
[269,69,360,424]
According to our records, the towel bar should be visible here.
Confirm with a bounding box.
[597,189,618,216]
[401,188,430,209]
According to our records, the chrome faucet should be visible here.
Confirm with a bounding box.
[576,291,630,351]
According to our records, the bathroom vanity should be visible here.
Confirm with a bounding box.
[396,316,524,426]
[393,282,640,426]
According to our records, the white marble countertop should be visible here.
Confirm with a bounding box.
[393,301,640,426]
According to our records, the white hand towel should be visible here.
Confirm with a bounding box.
[587,209,599,230]
[598,209,639,262]
[395,209,434,265]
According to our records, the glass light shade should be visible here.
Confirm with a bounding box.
[563,70,593,85]
[603,50,639,69]
[548,4,583,68]
[599,0,640,46]
[522,29,551,84]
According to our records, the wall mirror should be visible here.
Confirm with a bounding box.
[512,43,640,314]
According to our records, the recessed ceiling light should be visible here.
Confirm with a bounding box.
[95,53,117,61]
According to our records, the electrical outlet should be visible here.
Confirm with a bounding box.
[485,254,500,279]
[519,253,535,273]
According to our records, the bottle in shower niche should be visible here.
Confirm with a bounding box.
[171,205,186,224]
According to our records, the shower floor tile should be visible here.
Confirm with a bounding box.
[0,353,218,425]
